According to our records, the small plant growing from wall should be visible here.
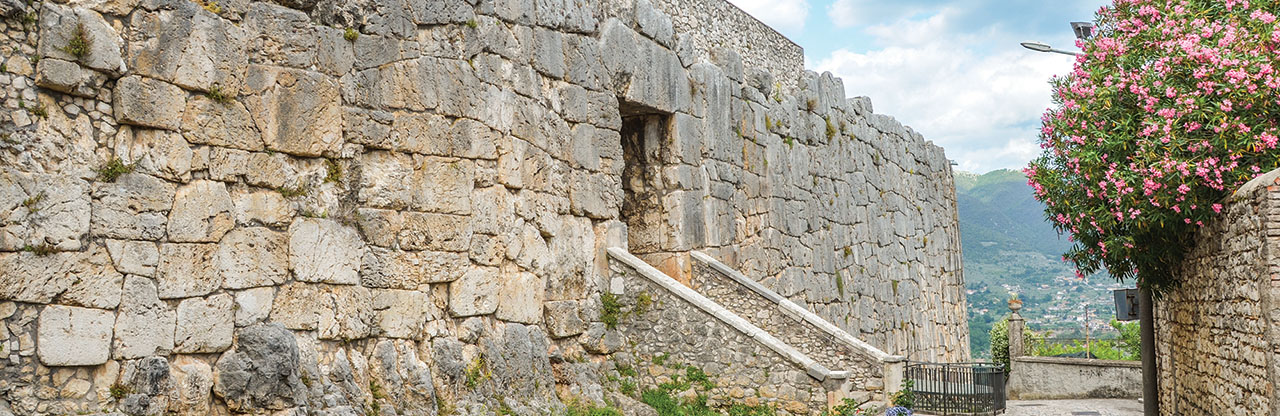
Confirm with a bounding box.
[600,292,622,329]
[805,98,817,112]
[62,23,91,60]
[825,117,837,141]
[464,354,490,389]
[344,27,359,42]
[206,85,233,103]
[324,159,343,183]
[97,157,136,182]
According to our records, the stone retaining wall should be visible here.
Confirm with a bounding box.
[0,0,966,413]
[689,250,903,403]
[606,248,844,414]
[1008,356,1141,400]
[1156,169,1280,415]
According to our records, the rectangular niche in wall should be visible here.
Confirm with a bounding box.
[619,101,671,256]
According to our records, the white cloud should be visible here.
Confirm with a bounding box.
[814,10,1076,173]
[726,0,810,36]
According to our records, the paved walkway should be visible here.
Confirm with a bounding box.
[1002,399,1144,416]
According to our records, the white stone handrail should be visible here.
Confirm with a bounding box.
[690,251,905,364]
[606,247,849,382]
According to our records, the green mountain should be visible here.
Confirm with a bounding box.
[957,169,1120,359]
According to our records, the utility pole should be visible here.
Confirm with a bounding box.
[1140,288,1158,415]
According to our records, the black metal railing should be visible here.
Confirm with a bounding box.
[905,362,1006,415]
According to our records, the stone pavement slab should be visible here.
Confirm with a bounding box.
[1002,399,1144,416]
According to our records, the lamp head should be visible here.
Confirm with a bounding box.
[1020,41,1052,52]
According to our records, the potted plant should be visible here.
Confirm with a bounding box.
[1008,294,1022,312]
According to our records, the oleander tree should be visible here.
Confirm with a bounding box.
[1026,0,1280,293]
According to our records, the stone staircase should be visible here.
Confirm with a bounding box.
[606,248,904,413]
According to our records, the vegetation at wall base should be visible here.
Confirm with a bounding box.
[1026,0,1280,293]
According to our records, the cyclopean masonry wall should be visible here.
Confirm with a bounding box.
[0,0,966,414]
[1156,168,1280,415]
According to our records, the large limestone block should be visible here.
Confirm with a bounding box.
[217,227,289,289]
[0,244,120,307]
[496,270,544,324]
[169,356,214,415]
[231,189,294,227]
[113,276,176,359]
[242,3,317,68]
[34,58,107,98]
[0,170,91,251]
[268,283,373,340]
[212,323,306,411]
[114,75,187,130]
[113,127,193,183]
[37,3,127,74]
[126,4,249,92]
[358,152,474,213]
[38,305,115,366]
[360,247,469,289]
[372,289,435,339]
[156,243,220,299]
[181,96,265,151]
[91,173,175,240]
[398,212,472,252]
[449,267,500,317]
[544,300,584,338]
[106,239,159,277]
[233,287,274,326]
[168,180,234,243]
[243,65,342,157]
[288,218,364,285]
[175,294,234,353]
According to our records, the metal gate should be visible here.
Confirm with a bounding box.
[905,362,1006,415]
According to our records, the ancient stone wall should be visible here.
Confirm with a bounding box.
[1156,169,1280,415]
[0,0,966,413]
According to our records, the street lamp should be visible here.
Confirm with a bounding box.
[1019,41,1082,56]
[1020,22,1094,56]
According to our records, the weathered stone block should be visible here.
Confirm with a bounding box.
[34,58,105,98]
[449,267,500,317]
[233,287,274,327]
[168,180,234,242]
[0,170,91,251]
[157,243,220,299]
[243,65,342,157]
[113,276,176,359]
[114,75,187,130]
[212,323,306,411]
[0,245,119,306]
[355,208,401,248]
[544,300,585,338]
[106,239,159,277]
[181,96,265,151]
[399,212,472,252]
[126,5,249,92]
[372,289,433,339]
[360,247,469,289]
[37,3,127,74]
[242,2,317,68]
[231,189,294,227]
[175,294,234,353]
[217,227,289,289]
[38,305,114,366]
[113,127,194,183]
[496,270,544,324]
[169,356,214,415]
[288,218,364,285]
[359,152,474,213]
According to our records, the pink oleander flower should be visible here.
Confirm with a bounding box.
[1026,0,1280,293]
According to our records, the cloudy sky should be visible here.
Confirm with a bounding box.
[726,0,1107,174]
